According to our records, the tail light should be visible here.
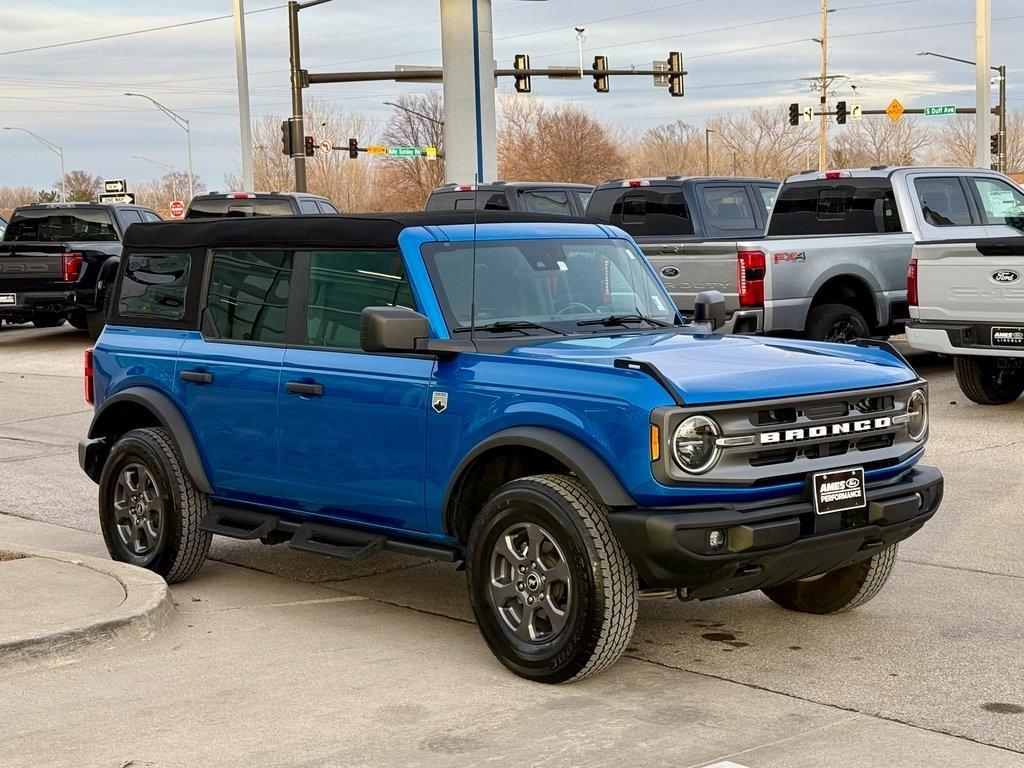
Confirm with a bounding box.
[907,258,919,307]
[83,348,94,405]
[62,252,84,283]
[737,250,766,307]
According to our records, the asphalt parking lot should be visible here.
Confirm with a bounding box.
[1,321,1023,767]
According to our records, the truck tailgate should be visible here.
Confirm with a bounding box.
[639,240,741,315]
[912,237,1024,325]
[0,243,65,299]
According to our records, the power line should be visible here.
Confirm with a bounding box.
[0,4,286,57]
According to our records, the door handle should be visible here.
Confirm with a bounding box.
[180,370,213,384]
[286,381,324,397]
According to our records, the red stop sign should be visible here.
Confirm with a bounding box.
[170,200,185,218]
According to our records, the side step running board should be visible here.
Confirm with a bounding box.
[201,505,460,563]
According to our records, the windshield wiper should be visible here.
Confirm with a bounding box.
[451,320,568,336]
[577,313,674,328]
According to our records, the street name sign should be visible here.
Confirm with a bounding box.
[923,105,956,117]
[388,147,422,157]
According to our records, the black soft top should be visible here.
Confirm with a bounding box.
[122,211,592,250]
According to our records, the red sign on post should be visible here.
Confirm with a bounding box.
[169,200,185,218]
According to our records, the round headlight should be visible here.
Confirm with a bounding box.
[672,415,722,474]
[906,389,928,441]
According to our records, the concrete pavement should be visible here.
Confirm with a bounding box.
[2,323,1023,765]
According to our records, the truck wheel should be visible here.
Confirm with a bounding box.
[762,544,898,614]
[86,289,112,340]
[31,313,65,329]
[954,356,1024,405]
[466,474,638,683]
[67,311,89,331]
[98,427,211,584]
[805,303,870,343]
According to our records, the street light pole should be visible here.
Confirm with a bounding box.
[3,127,65,201]
[705,127,715,175]
[124,92,194,202]
[383,101,445,126]
[975,0,991,169]
[233,0,255,191]
[917,50,1006,172]
[132,156,178,200]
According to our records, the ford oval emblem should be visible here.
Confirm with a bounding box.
[661,266,680,278]
[993,270,1020,284]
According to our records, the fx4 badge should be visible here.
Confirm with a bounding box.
[773,251,806,264]
[431,391,449,413]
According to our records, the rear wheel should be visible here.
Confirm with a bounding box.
[805,303,870,343]
[31,313,65,329]
[99,427,211,583]
[763,545,898,614]
[954,356,1024,405]
[87,289,112,340]
[466,474,638,683]
[67,311,89,330]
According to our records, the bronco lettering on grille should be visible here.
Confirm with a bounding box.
[759,416,893,445]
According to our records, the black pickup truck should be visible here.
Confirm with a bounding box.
[0,203,161,337]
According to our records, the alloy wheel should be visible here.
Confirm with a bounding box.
[112,462,164,556]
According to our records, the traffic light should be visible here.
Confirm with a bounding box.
[514,54,531,94]
[280,120,294,157]
[836,100,848,125]
[593,55,609,93]
[991,134,1001,156]
[667,51,684,97]
[788,103,800,127]
[349,138,359,159]
[304,135,315,157]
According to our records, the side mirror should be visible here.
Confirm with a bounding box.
[360,306,430,353]
[693,290,726,332]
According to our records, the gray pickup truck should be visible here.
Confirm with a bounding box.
[589,167,1017,342]
[905,173,1024,404]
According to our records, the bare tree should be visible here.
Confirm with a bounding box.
[133,172,205,216]
[498,98,627,184]
[707,108,816,180]
[628,121,703,177]
[375,92,446,210]
[932,109,1024,173]
[0,186,39,220]
[830,116,932,167]
[59,170,102,202]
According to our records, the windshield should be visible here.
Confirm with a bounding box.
[422,238,678,335]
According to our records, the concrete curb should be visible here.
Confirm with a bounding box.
[0,544,174,663]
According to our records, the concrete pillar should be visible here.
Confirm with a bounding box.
[440,0,497,183]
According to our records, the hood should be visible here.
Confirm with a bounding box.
[506,331,917,405]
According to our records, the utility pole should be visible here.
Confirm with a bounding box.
[975,0,991,168]
[233,0,254,191]
[996,63,1006,172]
[818,0,828,171]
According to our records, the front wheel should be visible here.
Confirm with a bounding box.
[466,474,638,683]
[804,303,870,343]
[762,544,898,614]
[954,356,1024,405]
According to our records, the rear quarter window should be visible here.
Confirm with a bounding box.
[586,186,694,237]
[118,252,192,320]
[768,179,903,235]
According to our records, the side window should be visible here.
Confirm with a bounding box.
[142,211,162,222]
[522,190,572,215]
[700,186,756,231]
[483,193,510,211]
[298,199,321,214]
[971,178,1024,228]
[614,188,694,237]
[119,252,191,320]
[317,201,339,214]
[915,177,975,227]
[119,210,143,227]
[305,250,415,349]
[205,250,292,343]
[769,180,902,235]
[575,190,593,212]
[757,185,778,215]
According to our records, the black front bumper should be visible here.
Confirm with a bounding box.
[608,465,943,597]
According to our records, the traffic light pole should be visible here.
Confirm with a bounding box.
[288,1,307,192]
[307,65,682,84]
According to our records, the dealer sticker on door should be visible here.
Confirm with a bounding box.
[992,327,1024,348]
[812,467,866,515]
[0,294,15,305]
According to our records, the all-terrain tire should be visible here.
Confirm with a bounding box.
[954,356,1024,405]
[86,288,112,340]
[805,303,870,343]
[466,474,638,683]
[763,544,898,614]
[99,427,211,583]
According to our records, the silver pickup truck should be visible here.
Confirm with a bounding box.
[589,167,1018,342]
[905,174,1024,403]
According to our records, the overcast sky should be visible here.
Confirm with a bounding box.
[1,0,1021,191]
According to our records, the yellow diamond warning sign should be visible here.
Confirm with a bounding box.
[886,99,905,122]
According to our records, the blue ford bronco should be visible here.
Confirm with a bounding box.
[79,212,942,683]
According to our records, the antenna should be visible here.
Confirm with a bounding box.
[469,175,479,343]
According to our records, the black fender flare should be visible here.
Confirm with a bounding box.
[89,387,212,494]
[443,426,636,534]
[95,255,120,300]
